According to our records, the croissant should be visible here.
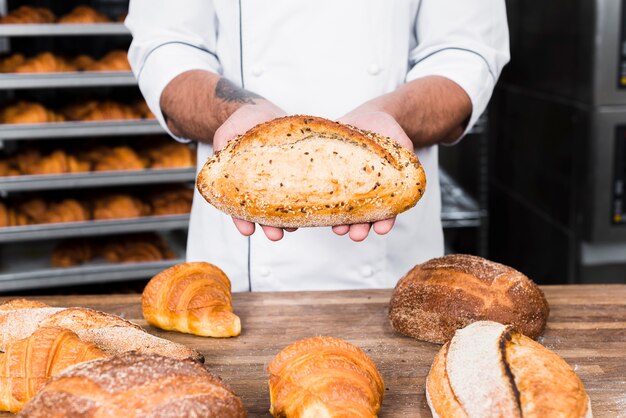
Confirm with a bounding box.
[14,52,76,73]
[100,234,174,263]
[268,336,385,418]
[0,299,203,362]
[18,352,246,418]
[426,321,592,418]
[147,142,195,169]
[142,262,241,337]
[0,326,106,413]
[0,101,65,124]
[0,6,55,24]
[0,53,26,73]
[41,199,89,224]
[93,194,150,220]
[148,187,194,216]
[94,146,145,171]
[51,238,94,267]
[0,202,8,227]
[58,6,110,24]
[86,50,130,72]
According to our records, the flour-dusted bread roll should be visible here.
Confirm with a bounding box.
[426,321,592,418]
[17,352,247,418]
[389,254,549,344]
[197,115,426,228]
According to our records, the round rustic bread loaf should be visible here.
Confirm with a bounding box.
[197,115,426,228]
[426,321,592,418]
[17,352,246,418]
[388,254,549,343]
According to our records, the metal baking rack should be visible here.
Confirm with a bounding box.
[0,23,129,37]
[0,168,195,192]
[0,12,195,291]
[0,120,164,140]
[0,71,136,89]
[0,215,190,243]
[0,231,186,292]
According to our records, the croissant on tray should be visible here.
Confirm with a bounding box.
[146,142,195,169]
[102,233,176,264]
[0,53,25,73]
[62,100,142,122]
[0,299,202,362]
[268,336,385,418]
[93,146,145,171]
[51,238,94,267]
[148,187,193,216]
[93,194,150,220]
[41,198,90,224]
[0,6,55,24]
[142,262,241,337]
[0,101,65,124]
[58,6,110,24]
[85,50,130,72]
[13,52,76,73]
[0,327,106,413]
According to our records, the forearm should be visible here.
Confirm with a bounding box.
[160,70,266,143]
[358,76,472,147]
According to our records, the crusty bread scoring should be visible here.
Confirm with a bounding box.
[389,254,549,344]
[197,115,426,227]
[426,321,592,418]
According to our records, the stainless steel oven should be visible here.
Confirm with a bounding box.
[489,0,626,283]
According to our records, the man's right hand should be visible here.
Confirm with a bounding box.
[213,100,292,241]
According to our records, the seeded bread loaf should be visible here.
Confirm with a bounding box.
[389,254,549,343]
[197,115,426,228]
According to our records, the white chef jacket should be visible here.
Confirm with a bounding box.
[126,0,509,292]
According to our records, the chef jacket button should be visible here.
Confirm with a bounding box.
[367,64,381,75]
[360,265,374,278]
[251,65,264,77]
[259,267,270,277]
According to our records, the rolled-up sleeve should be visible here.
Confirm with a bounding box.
[407,0,510,138]
[126,0,221,141]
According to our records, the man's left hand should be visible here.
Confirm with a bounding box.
[335,109,415,242]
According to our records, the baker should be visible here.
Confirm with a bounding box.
[126,1,509,292]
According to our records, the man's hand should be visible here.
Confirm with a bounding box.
[213,101,293,241]
[335,109,415,242]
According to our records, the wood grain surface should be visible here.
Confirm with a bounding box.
[0,285,625,417]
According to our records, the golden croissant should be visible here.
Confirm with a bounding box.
[268,336,385,418]
[142,262,241,337]
[0,326,106,412]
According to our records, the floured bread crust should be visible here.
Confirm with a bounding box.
[197,115,426,227]
[426,321,592,418]
[389,254,549,344]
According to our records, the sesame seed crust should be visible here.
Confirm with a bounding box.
[197,115,426,227]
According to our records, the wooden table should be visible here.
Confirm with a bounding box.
[1,285,625,417]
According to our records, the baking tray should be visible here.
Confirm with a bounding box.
[0,120,164,140]
[0,231,186,292]
[0,214,190,243]
[0,23,129,37]
[0,168,196,192]
[0,71,136,89]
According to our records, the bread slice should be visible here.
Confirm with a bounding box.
[197,115,426,227]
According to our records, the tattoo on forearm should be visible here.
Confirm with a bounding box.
[215,78,263,104]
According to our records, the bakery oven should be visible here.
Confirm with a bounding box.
[489,0,626,283]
